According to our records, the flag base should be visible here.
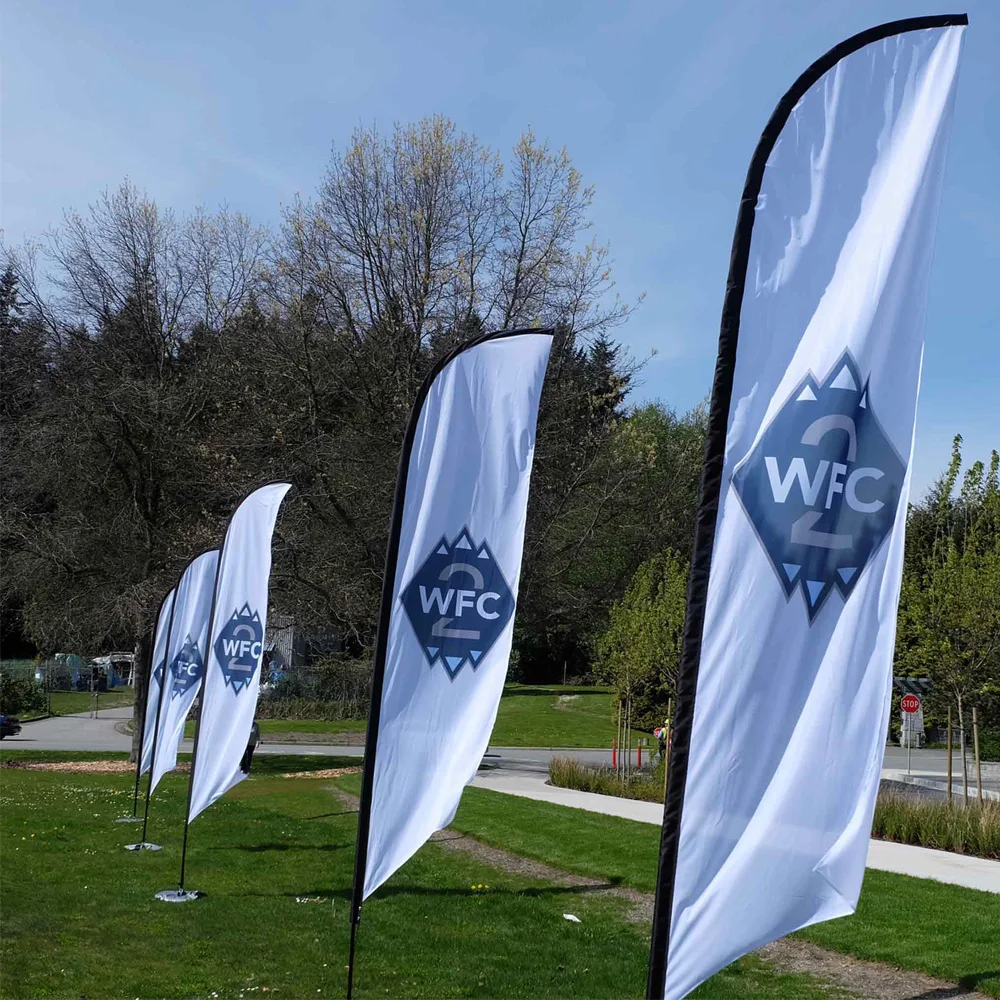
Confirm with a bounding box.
[155,889,203,903]
[125,842,162,851]
[114,816,144,824]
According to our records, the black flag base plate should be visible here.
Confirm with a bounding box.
[125,842,162,851]
[114,816,144,823]
[155,889,203,903]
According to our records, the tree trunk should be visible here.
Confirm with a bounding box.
[130,631,152,763]
[956,693,969,801]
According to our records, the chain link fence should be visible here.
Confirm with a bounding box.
[0,656,136,720]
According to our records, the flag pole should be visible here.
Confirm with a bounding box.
[175,544,226,897]
[128,587,180,851]
[118,592,172,825]
[346,328,551,998]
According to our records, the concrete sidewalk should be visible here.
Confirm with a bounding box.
[470,770,1000,895]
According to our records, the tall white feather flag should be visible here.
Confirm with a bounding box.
[346,330,552,985]
[149,548,220,794]
[648,17,966,1000]
[187,483,291,822]
[140,587,175,776]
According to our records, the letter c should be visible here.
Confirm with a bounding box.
[846,467,885,513]
[477,592,501,619]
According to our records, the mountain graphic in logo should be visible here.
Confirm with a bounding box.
[169,635,204,697]
[731,351,906,621]
[213,605,264,693]
[400,528,515,679]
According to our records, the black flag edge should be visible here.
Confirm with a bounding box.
[347,327,555,997]
[645,13,968,1000]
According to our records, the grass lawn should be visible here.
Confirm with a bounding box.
[448,788,1000,996]
[185,685,629,748]
[46,687,135,716]
[489,684,637,747]
[2,755,844,999]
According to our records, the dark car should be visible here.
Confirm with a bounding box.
[0,715,22,739]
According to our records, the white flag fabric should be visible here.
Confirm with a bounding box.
[651,18,966,1000]
[359,330,552,899]
[187,483,291,822]
[149,549,220,794]
[140,588,176,775]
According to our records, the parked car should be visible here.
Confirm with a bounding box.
[0,715,22,739]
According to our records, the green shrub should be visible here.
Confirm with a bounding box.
[0,670,46,716]
[259,655,371,720]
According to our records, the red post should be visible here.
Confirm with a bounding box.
[638,740,642,768]
[612,739,617,769]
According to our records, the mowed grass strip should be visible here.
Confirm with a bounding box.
[449,786,1000,996]
[1,763,838,998]
[183,685,628,748]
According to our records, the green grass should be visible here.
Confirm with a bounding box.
[448,787,1000,996]
[39,687,135,717]
[184,717,367,739]
[489,684,632,747]
[184,685,630,748]
[0,760,837,999]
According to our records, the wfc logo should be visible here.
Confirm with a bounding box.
[732,351,905,621]
[401,528,515,679]
[169,636,204,697]
[213,605,264,693]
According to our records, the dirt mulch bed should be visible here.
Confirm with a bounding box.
[0,759,190,774]
[281,766,361,779]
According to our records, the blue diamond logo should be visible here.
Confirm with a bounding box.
[169,635,204,697]
[213,605,264,692]
[400,528,515,678]
[731,351,906,622]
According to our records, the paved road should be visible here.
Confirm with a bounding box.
[5,710,997,798]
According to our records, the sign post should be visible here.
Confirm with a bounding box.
[901,694,921,774]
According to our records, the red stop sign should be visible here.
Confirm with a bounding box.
[901,694,921,713]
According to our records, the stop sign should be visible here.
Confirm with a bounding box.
[901,694,921,713]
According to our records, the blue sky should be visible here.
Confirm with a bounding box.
[2,0,996,498]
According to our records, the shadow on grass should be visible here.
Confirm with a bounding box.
[278,881,627,902]
[213,842,351,853]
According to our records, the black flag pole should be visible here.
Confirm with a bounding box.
[117,589,174,825]
[126,586,179,851]
[160,532,226,901]
[345,328,552,999]
[644,14,969,1000]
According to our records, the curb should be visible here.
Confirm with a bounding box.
[884,771,1000,802]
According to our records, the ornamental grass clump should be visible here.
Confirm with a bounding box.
[549,756,664,803]
[872,788,999,860]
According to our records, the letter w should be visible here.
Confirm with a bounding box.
[765,457,829,505]
[419,587,453,614]
[222,639,240,656]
